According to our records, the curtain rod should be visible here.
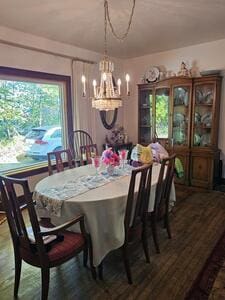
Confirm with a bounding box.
[0,39,97,65]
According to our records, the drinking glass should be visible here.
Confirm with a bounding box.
[91,156,101,175]
[119,149,129,169]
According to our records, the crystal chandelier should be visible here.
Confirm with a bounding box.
[82,0,135,111]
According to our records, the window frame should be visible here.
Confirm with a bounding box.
[0,66,73,178]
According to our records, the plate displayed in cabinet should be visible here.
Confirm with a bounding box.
[201,133,211,146]
[201,112,212,127]
[174,113,185,126]
[194,133,201,146]
[173,129,185,144]
[196,89,213,104]
[174,88,189,106]
[194,112,201,124]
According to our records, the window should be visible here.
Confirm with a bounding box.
[50,129,62,139]
[0,67,72,174]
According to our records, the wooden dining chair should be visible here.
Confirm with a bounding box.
[69,130,93,165]
[149,154,176,254]
[80,144,98,165]
[0,175,96,300]
[98,163,153,284]
[47,148,74,175]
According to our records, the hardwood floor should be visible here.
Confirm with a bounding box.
[1,189,225,300]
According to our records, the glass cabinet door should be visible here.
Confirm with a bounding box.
[155,88,169,138]
[193,83,214,147]
[172,86,190,146]
[139,89,153,144]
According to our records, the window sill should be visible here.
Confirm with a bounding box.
[2,162,49,178]
[2,160,73,178]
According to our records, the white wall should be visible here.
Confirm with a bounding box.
[2,25,225,181]
[0,26,124,189]
[123,38,225,177]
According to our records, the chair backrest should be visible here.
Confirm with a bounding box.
[69,130,93,162]
[154,154,176,212]
[47,149,73,175]
[0,175,48,263]
[124,164,153,235]
[80,144,98,165]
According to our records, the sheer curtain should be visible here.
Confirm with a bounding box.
[71,60,98,141]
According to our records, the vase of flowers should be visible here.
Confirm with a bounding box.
[101,148,120,175]
[106,164,114,176]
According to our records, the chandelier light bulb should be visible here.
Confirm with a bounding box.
[93,79,97,97]
[125,74,130,82]
[81,75,86,97]
[102,73,107,81]
[117,78,121,95]
[125,74,130,96]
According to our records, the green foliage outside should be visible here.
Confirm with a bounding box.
[0,80,61,143]
[155,95,169,138]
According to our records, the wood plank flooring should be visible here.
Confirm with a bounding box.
[0,189,225,300]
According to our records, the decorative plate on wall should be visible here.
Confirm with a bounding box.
[145,67,160,82]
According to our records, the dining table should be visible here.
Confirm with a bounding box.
[33,163,176,267]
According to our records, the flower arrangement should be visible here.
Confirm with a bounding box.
[101,148,120,166]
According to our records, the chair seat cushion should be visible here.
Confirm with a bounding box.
[48,231,85,262]
[21,230,85,266]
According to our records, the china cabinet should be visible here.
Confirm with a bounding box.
[138,75,222,188]
[190,76,221,188]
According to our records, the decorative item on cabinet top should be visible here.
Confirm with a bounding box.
[145,67,160,83]
[200,70,222,76]
[177,61,191,77]
[141,61,193,84]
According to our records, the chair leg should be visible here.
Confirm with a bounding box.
[98,262,103,280]
[83,247,88,267]
[142,221,150,263]
[41,268,50,300]
[14,251,22,298]
[150,213,160,254]
[164,203,172,239]
[122,245,132,284]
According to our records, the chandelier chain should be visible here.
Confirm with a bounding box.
[105,0,136,41]
[104,0,108,58]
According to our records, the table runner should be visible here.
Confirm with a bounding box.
[34,165,133,216]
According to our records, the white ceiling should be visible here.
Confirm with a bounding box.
[0,0,225,58]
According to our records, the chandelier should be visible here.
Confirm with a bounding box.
[81,0,136,111]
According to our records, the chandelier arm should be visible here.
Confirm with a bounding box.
[105,0,136,41]
[100,109,118,130]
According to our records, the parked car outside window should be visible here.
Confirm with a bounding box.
[25,126,62,159]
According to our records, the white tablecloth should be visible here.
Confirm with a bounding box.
[33,164,176,266]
